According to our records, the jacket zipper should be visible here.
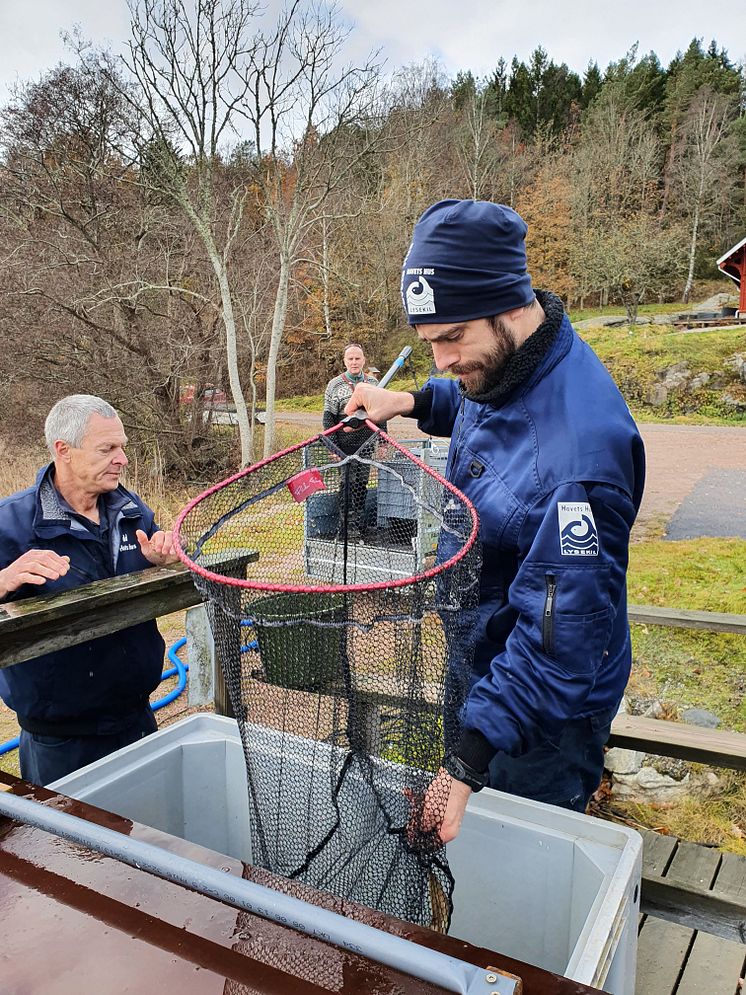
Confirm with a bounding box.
[450,397,466,475]
[543,574,556,655]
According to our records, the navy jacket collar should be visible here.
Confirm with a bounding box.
[32,464,141,538]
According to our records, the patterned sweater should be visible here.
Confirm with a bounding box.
[322,373,385,453]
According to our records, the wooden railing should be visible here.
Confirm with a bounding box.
[607,604,746,772]
[0,571,744,942]
[0,552,257,717]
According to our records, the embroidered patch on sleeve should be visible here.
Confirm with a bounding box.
[557,501,599,556]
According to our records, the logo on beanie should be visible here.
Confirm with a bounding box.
[405,275,436,315]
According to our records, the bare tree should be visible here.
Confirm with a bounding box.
[457,87,500,200]
[120,0,262,464]
[0,58,229,476]
[120,0,385,458]
[671,87,737,303]
[238,2,384,455]
[572,86,660,228]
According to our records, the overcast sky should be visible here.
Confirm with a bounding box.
[1,0,744,101]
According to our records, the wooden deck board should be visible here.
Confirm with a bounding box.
[641,829,677,876]
[636,918,693,995]
[636,833,746,994]
[675,931,745,995]
[716,852,746,899]
[666,841,720,891]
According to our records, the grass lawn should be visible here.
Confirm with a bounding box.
[276,393,325,412]
[581,323,746,425]
[569,301,689,323]
[627,536,746,731]
[620,534,746,853]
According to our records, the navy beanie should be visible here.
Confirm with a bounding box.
[401,199,534,325]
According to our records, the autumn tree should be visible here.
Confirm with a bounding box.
[580,216,686,325]
[516,162,575,301]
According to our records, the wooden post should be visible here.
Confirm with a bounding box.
[185,605,214,708]
[196,549,258,719]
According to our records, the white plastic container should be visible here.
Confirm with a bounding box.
[53,714,641,995]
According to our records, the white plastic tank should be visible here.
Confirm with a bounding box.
[53,714,641,995]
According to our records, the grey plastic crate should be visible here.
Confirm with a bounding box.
[377,459,420,522]
[305,489,378,538]
[304,536,418,584]
[54,714,641,995]
[376,440,450,526]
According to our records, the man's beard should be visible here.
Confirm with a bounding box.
[451,317,516,395]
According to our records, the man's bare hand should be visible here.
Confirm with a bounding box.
[405,767,472,849]
[0,549,70,600]
[135,529,181,567]
[344,385,415,426]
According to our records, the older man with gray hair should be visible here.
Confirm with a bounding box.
[0,394,180,784]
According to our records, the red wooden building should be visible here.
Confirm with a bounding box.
[717,237,746,315]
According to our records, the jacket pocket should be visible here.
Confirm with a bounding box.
[549,606,613,674]
[540,571,613,674]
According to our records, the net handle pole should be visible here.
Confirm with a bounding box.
[343,345,412,429]
[0,793,517,995]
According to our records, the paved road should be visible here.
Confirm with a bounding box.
[635,424,746,538]
[275,411,746,538]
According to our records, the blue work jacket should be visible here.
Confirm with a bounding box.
[0,466,165,733]
[419,311,645,764]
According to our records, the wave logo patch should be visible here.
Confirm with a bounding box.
[557,502,599,556]
[405,275,436,315]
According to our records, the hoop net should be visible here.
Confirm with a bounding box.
[175,422,481,932]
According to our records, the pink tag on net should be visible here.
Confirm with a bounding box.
[286,467,326,502]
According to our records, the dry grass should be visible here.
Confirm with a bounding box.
[0,437,48,501]
[610,773,746,856]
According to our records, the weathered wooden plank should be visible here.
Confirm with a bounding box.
[675,930,746,995]
[0,566,194,628]
[641,829,678,877]
[0,551,258,670]
[0,571,202,668]
[639,831,678,931]
[628,604,746,634]
[668,840,721,891]
[715,852,746,900]
[608,714,746,772]
[640,875,746,944]
[635,917,692,995]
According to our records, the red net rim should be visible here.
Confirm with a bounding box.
[173,423,479,594]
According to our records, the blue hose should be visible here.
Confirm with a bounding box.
[240,618,257,655]
[151,637,188,712]
[0,627,263,755]
[0,636,192,756]
[0,736,18,756]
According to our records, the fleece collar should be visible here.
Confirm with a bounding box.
[462,290,567,408]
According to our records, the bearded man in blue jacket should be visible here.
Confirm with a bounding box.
[0,394,181,785]
[345,200,645,842]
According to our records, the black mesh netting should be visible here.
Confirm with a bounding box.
[175,424,481,933]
